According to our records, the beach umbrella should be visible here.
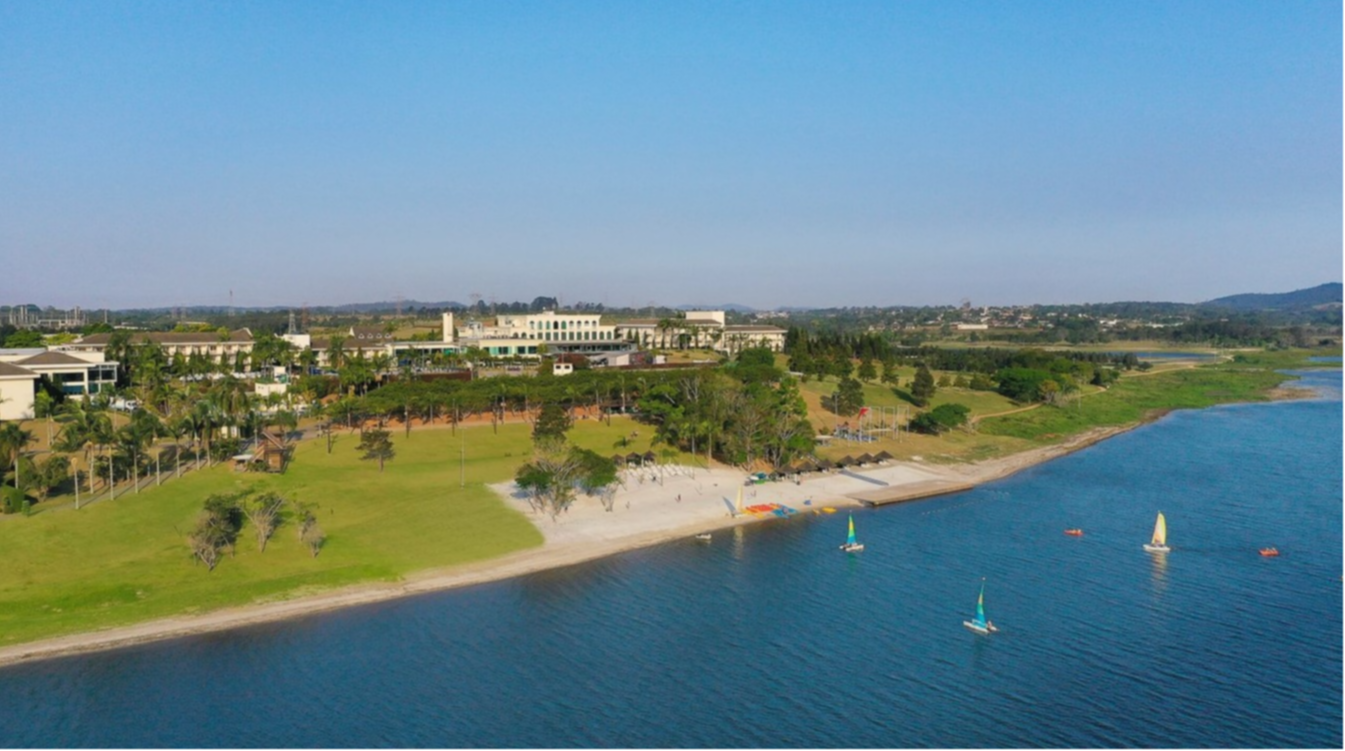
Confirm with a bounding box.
[875,450,894,462]
[856,453,875,465]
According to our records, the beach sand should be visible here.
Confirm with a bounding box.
[0,424,1131,667]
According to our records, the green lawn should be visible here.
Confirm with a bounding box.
[799,373,1021,417]
[978,366,1290,441]
[0,416,672,647]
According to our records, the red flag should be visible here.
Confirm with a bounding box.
[857,407,869,419]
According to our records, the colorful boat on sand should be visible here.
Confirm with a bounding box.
[1064,528,1084,536]
[963,579,998,635]
[1143,512,1170,553]
[839,514,864,553]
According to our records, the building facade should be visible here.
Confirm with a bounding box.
[0,362,39,420]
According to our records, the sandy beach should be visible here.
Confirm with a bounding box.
[0,424,1133,667]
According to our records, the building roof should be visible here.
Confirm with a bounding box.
[349,326,393,340]
[0,362,38,379]
[80,329,254,345]
[16,351,96,367]
[310,338,388,351]
[724,325,786,333]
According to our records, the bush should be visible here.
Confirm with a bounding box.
[0,486,30,515]
[995,368,1053,402]
[910,403,971,434]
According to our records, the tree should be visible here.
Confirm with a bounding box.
[3,329,43,348]
[857,358,877,382]
[833,377,865,416]
[911,364,936,407]
[294,501,325,557]
[357,428,395,472]
[189,493,243,571]
[34,455,70,503]
[881,360,900,387]
[969,373,997,391]
[531,401,572,446]
[573,447,620,511]
[995,367,1053,402]
[0,422,35,490]
[515,443,584,520]
[910,403,971,434]
[241,492,286,552]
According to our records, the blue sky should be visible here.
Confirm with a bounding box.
[2,1,1340,310]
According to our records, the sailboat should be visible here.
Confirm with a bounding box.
[839,514,864,552]
[963,579,998,634]
[1143,512,1171,553]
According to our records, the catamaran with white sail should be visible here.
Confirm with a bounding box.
[1143,511,1170,553]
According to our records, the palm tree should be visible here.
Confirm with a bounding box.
[0,422,35,489]
[371,352,393,382]
[328,335,348,371]
[298,347,319,376]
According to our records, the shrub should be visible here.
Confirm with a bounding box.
[910,403,971,434]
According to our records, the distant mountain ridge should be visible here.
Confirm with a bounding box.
[675,303,757,313]
[1202,283,1342,311]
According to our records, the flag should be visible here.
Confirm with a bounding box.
[857,407,869,419]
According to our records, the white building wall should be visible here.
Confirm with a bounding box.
[0,377,36,420]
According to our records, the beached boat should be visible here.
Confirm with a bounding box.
[1259,547,1279,557]
[839,514,864,552]
[1143,512,1170,553]
[695,533,712,543]
[1064,528,1084,536]
[963,579,998,635]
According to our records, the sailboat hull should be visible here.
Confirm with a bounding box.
[1143,543,1171,553]
[963,621,996,634]
[839,543,864,552]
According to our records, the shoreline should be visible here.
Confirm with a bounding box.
[0,417,1212,669]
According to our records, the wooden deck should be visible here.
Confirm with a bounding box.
[849,479,975,506]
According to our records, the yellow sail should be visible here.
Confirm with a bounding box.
[1152,512,1167,546]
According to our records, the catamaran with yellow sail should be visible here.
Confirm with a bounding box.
[839,514,864,552]
[1143,511,1170,553]
[963,579,998,634]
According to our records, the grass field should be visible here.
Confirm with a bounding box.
[978,366,1289,441]
[0,416,677,647]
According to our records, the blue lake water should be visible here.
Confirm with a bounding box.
[1,370,1340,748]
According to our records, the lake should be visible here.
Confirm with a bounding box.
[0,370,1339,747]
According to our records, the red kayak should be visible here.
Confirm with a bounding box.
[1064,529,1084,537]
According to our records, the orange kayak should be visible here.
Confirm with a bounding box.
[1064,529,1084,537]
[1259,547,1280,557]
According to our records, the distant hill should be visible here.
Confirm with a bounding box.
[1202,283,1342,311]
[676,303,757,313]
[329,300,464,313]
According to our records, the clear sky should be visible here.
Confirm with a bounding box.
[2,1,1340,310]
